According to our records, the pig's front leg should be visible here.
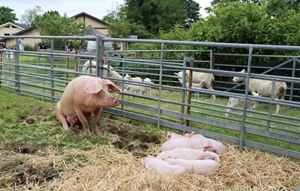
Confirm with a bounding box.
[93,107,103,135]
[75,108,91,135]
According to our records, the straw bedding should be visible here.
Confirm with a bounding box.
[1,140,299,191]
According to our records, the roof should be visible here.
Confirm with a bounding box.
[12,22,31,29]
[72,12,109,26]
[86,25,108,37]
[0,22,29,30]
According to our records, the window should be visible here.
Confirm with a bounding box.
[4,33,10,36]
[5,25,10,28]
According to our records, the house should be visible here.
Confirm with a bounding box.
[0,22,31,37]
[0,12,109,48]
[72,12,109,36]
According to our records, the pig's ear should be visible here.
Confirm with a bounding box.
[84,80,103,94]
[202,139,213,150]
[104,80,121,93]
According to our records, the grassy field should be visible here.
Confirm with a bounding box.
[1,55,299,154]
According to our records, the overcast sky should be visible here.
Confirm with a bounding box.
[1,0,212,22]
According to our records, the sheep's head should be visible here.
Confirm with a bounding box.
[232,69,246,83]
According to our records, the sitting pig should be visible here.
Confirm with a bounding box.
[56,75,120,135]
[165,158,219,175]
[140,156,187,176]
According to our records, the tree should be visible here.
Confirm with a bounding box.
[265,0,300,17]
[211,0,263,6]
[190,1,300,65]
[35,11,88,49]
[182,0,201,24]
[0,6,18,25]
[35,11,87,36]
[20,5,43,26]
[103,4,150,38]
[124,0,188,36]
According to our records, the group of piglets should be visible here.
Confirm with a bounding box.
[140,131,226,176]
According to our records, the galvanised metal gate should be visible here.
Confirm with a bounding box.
[0,35,299,159]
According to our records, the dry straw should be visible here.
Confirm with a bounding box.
[2,141,300,191]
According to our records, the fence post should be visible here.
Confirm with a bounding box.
[180,58,187,125]
[0,52,2,86]
[75,50,79,77]
[289,57,296,101]
[186,57,194,127]
[15,39,20,94]
[50,39,55,102]
[157,42,165,129]
[239,46,253,151]
[265,79,276,144]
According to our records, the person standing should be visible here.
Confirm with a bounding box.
[18,38,25,51]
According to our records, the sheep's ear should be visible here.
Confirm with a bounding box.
[174,72,178,75]
[241,69,246,73]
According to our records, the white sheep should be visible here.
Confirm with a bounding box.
[225,92,261,117]
[123,73,142,89]
[124,77,153,98]
[143,77,153,96]
[175,70,216,100]
[185,80,207,98]
[82,60,122,84]
[124,84,148,97]
[232,69,287,113]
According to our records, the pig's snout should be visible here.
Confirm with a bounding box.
[114,98,120,106]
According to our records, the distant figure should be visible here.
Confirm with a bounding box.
[18,38,25,51]
[67,41,74,51]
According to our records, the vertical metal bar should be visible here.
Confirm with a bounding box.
[180,58,187,125]
[239,47,253,150]
[265,79,276,144]
[157,42,165,129]
[15,38,20,94]
[186,57,193,127]
[0,51,2,86]
[121,56,125,114]
[289,57,296,101]
[75,51,79,77]
[96,36,103,77]
[210,49,213,69]
[50,39,55,102]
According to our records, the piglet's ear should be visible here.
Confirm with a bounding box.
[84,80,103,94]
[104,80,121,93]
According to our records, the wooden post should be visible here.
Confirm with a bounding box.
[186,57,194,127]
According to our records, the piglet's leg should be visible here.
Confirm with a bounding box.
[75,108,91,135]
[93,107,103,135]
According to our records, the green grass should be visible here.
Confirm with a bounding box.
[1,55,299,154]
